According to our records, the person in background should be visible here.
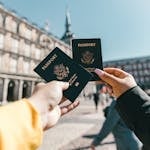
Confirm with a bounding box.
[0,81,79,150]
[90,96,142,150]
[94,68,150,150]
[93,92,100,112]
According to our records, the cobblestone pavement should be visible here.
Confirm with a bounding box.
[38,98,116,150]
[60,122,116,150]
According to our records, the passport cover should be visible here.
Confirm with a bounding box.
[34,47,92,102]
[72,38,103,81]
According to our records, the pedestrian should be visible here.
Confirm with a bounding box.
[93,92,100,112]
[90,97,142,150]
[0,81,79,150]
[94,68,150,150]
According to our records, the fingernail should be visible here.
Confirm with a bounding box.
[94,69,104,76]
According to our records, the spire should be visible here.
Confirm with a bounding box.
[66,8,71,32]
[61,7,74,45]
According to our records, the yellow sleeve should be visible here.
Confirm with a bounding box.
[0,99,43,150]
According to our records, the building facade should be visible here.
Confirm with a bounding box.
[0,4,96,104]
[0,4,73,104]
[104,56,150,93]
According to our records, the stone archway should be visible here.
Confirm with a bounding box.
[7,80,15,102]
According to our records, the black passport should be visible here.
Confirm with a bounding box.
[72,38,103,81]
[34,47,92,102]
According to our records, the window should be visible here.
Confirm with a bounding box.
[10,55,17,73]
[0,13,3,27]
[138,63,142,69]
[0,34,4,49]
[24,43,30,57]
[23,59,30,74]
[2,53,9,72]
[17,57,23,73]
[11,20,17,33]
[35,48,41,59]
[5,16,11,31]
[11,38,18,53]
[31,29,38,42]
[25,27,31,40]
[0,52,1,67]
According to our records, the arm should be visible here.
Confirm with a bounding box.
[0,99,42,150]
[94,68,150,149]
[91,102,120,146]
[0,81,79,150]
[116,86,150,148]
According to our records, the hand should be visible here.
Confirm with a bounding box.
[43,100,79,130]
[28,81,79,130]
[94,68,137,98]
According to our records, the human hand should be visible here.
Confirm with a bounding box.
[43,100,79,130]
[95,68,137,98]
[28,81,79,130]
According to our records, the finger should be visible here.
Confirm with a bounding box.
[104,68,128,78]
[60,101,80,116]
[94,69,120,86]
[57,81,69,90]
[95,80,105,85]
[59,96,67,104]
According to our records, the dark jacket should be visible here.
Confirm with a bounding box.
[116,86,150,150]
[92,100,141,150]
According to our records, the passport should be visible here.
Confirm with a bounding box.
[34,47,92,102]
[72,38,103,81]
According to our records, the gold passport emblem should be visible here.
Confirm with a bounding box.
[54,64,69,80]
[81,51,94,64]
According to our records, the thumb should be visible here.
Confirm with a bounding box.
[57,81,69,90]
[94,69,119,86]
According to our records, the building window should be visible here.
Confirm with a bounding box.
[148,62,150,68]
[35,47,41,59]
[0,51,1,68]
[133,64,137,70]
[138,63,142,69]
[31,29,38,42]
[0,13,3,27]
[4,33,11,51]
[17,57,23,73]
[143,63,147,69]
[2,53,9,72]
[25,27,32,40]
[11,19,17,33]
[23,59,30,74]
[11,38,18,53]
[5,16,11,31]
[10,55,17,73]
[144,69,149,76]
[24,43,30,57]
[0,34,4,49]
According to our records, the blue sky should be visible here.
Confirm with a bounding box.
[1,0,150,61]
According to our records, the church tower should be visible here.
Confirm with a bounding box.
[61,8,74,45]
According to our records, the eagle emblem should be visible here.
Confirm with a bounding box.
[81,51,94,64]
[54,64,69,80]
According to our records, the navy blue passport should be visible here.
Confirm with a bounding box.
[72,38,103,81]
[34,47,92,102]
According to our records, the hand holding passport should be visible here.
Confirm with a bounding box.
[34,38,103,102]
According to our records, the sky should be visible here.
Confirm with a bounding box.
[1,0,150,61]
